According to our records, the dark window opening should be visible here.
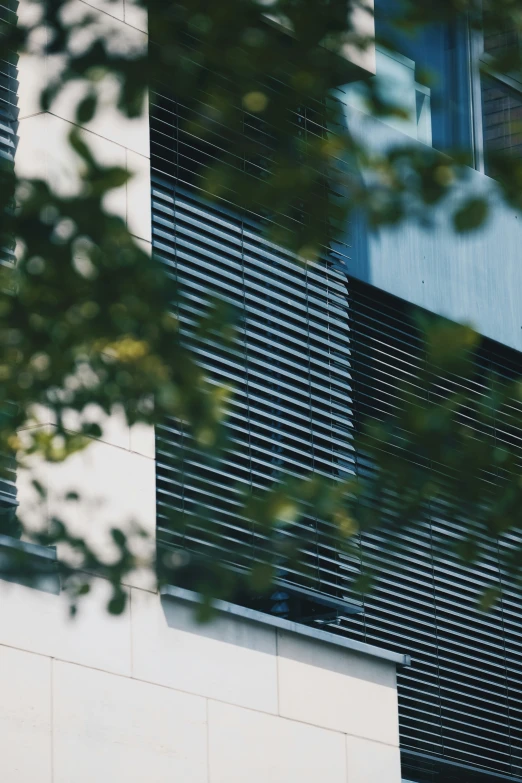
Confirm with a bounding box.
[482,77,522,175]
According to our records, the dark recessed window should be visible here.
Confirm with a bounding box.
[480,26,522,175]
[482,77,522,173]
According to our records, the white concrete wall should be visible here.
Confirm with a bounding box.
[15,0,155,583]
[7,6,402,783]
[17,0,151,242]
[0,580,402,783]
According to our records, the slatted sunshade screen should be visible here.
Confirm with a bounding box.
[0,0,18,529]
[481,22,522,175]
[0,447,16,526]
[0,0,18,271]
[152,172,362,612]
[0,0,18,164]
[482,77,522,175]
[150,64,364,617]
[349,279,522,782]
[151,73,522,783]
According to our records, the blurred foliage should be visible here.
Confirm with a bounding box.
[1,0,522,613]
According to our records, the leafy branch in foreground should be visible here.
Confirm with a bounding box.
[2,0,522,611]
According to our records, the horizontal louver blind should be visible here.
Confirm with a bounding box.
[151,81,522,783]
[0,449,16,502]
[153,171,361,609]
[481,23,522,176]
[0,0,17,161]
[0,0,18,270]
[0,0,17,525]
[482,77,522,174]
[0,448,17,537]
[349,279,522,782]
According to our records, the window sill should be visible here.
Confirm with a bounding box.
[0,534,59,594]
[160,584,411,668]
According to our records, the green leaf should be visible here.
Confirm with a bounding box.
[111,528,127,547]
[31,479,47,499]
[479,585,502,613]
[76,93,97,124]
[108,591,127,615]
[249,562,275,593]
[455,536,479,564]
[40,86,54,113]
[351,571,374,595]
[196,597,215,624]
[81,422,102,439]
[98,167,130,190]
[68,128,96,169]
[453,198,489,233]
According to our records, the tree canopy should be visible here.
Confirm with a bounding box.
[3,0,522,613]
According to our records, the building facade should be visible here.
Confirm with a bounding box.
[2,1,522,782]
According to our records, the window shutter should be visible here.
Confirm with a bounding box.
[0,0,18,535]
[151,79,522,783]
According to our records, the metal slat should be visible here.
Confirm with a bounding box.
[151,84,522,783]
[0,7,17,515]
[349,279,522,780]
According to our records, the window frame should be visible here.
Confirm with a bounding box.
[470,17,522,174]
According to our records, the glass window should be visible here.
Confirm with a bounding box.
[482,77,522,174]
[480,24,522,175]
[341,0,472,152]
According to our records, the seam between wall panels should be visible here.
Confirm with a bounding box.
[129,586,134,677]
[44,112,151,157]
[12,421,140,455]
[206,695,398,747]
[50,657,55,783]
[18,111,47,122]
[0,638,399,746]
[275,628,280,716]
[78,0,149,32]
[206,699,211,783]
[166,686,396,749]
[78,0,136,28]
[79,0,124,22]
[125,147,129,230]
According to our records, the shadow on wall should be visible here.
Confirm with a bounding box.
[337,98,522,354]
[160,591,396,689]
[160,590,400,748]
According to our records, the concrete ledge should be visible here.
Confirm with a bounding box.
[160,584,411,667]
[0,534,59,594]
[402,749,522,783]
[0,534,56,563]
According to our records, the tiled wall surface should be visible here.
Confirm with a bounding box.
[8,6,401,783]
[17,0,151,242]
[0,582,402,783]
[15,0,155,586]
